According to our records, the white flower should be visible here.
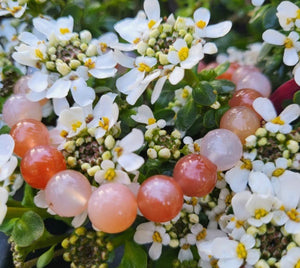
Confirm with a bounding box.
[178,237,193,262]
[131,105,166,129]
[279,247,300,268]
[57,106,87,139]
[182,196,201,214]
[94,160,131,185]
[87,94,119,139]
[112,128,144,172]
[183,136,201,154]
[251,0,265,7]
[33,15,75,41]
[168,39,204,70]
[212,234,260,268]
[193,7,232,39]
[175,86,193,106]
[262,30,300,66]
[0,187,9,225]
[116,55,161,105]
[134,222,170,260]
[276,1,300,31]
[253,97,300,134]
[0,134,18,182]
[0,0,27,18]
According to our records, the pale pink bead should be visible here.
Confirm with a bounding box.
[231,66,260,84]
[200,129,243,171]
[88,183,137,233]
[235,71,271,97]
[2,94,43,127]
[45,170,92,217]
[13,76,31,95]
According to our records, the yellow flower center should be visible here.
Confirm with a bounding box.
[194,143,200,152]
[138,63,151,72]
[254,208,268,219]
[191,197,198,206]
[35,49,44,60]
[236,243,247,259]
[196,20,207,29]
[152,231,162,243]
[181,88,190,99]
[12,35,18,41]
[182,243,190,250]
[100,42,107,53]
[84,59,95,69]
[210,259,219,268]
[284,37,294,49]
[60,28,70,35]
[7,6,22,14]
[196,228,207,241]
[297,9,300,20]
[287,208,300,222]
[114,147,123,157]
[60,130,68,138]
[241,159,253,170]
[236,220,244,228]
[71,121,82,132]
[295,259,300,268]
[148,19,156,29]
[148,118,156,125]
[98,117,110,130]
[272,168,285,177]
[271,116,285,125]
[104,168,116,181]
[225,193,232,206]
[178,47,189,61]
[133,38,141,44]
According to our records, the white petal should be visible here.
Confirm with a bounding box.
[33,190,48,208]
[252,0,265,6]
[101,160,115,170]
[149,242,162,260]
[53,97,69,116]
[283,48,299,66]
[203,42,218,54]
[151,76,167,104]
[249,171,273,195]
[246,249,261,265]
[252,97,277,121]
[126,82,148,105]
[18,32,40,46]
[71,210,87,227]
[0,134,14,165]
[231,191,252,220]
[178,248,193,262]
[0,204,7,225]
[181,44,204,69]
[285,220,300,234]
[173,39,187,51]
[26,90,47,102]
[295,66,300,86]
[120,128,144,152]
[114,50,135,68]
[28,71,49,92]
[225,166,249,193]
[71,81,95,107]
[0,156,18,181]
[95,51,117,69]
[47,79,71,99]
[118,153,144,172]
[0,187,9,204]
[265,122,280,133]
[144,0,160,21]
[193,8,210,26]
[280,104,300,124]
[134,230,153,244]
[262,29,285,45]
[168,51,180,65]
[116,69,144,94]
[131,105,154,124]
[169,66,184,85]
[89,68,117,79]
[115,171,131,184]
[240,234,255,249]
[204,21,232,38]
[277,1,298,16]
[212,237,237,258]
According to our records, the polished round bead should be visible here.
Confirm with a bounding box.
[2,94,43,127]
[231,65,260,84]
[10,119,50,157]
[13,76,31,95]
[45,170,92,217]
[220,106,261,143]
[200,129,243,171]
[21,145,66,189]
[88,183,137,233]
[229,88,263,110]
[216,62,240,80]
[235,71,271,97]
[137,175,183,222]
[173,154,217,197]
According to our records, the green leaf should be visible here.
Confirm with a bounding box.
[118,241,147,268]
[263,6,279,29]
[37,245,55,268]
[12,211,44,247]
[0,218,18,235]
[0,125,10,135]
[154,247,178,268]
[215,105,230,127]
[214,61,230,77]
[209,80,236,94]
[154,109,175,122]
[175,100,197,131]
[293,90,300,105]
[203,110,216,129]
[192,82,217,106]
[21,184,35,207]
[197,69,217,81]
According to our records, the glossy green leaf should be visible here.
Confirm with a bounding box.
[154,109,175,122]
[263,6,279,29]
[175,100,197,131]
[12,211,44,247]
[203,110,216,129]
[293,90,300,105]
[37,245,55,268]
[21,184,35,207]
[209,79,236,93]
[214,61,230,77]
[197,69,217,81]
[192,82,217,106]
[118,241,147,268]
[0,218,18,235]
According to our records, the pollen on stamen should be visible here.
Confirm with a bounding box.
[35,49,44,60]
[148,118,156,125]
[148,19,156,29]
[60,28,71,35]
[178,47,189,61]
[138,63,151,72]
[284,37,293,49]
[271,116,285,125]
[84,58,96,69]
[196,20,206,29]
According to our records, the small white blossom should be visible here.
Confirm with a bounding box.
[276,1,300,31]
[279,246,300,268]
[0,0,26,18]
[0,187,9,225]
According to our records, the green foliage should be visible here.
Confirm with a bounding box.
[118,241,147,268]
[175,99,197,131]
[192,82,217,106]
[12,211,44,247]
[21,184,36,207]
[36,245,56,268]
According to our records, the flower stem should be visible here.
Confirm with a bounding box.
[6,207,49,219]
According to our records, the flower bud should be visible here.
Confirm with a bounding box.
[69,60,81,70]
[80,43,88,51]
[146,48,155,57]
[158,148,171,159]
[287,140,299,153]
[158,53,169,65]
[184,33,193,45]
[147,148,157,159]
[87,166,101,176]
[80,30,92,43]
[86,44,97,57]
[56,60,71,76]
[148,38,156,47]
[104,135,115,150]
[137,42,148,55]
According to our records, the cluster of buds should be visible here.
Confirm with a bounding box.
[8,237,24,268]
[61,227,113,268]
[172,259,198,268]
[44,30,96,76]
[245,127,300,169]
[145,128,181,160]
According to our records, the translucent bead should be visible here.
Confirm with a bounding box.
[45,170,92,217]
[229,88,263,110]
[2,94,42,127]
[88,183,137,233]
[13,76,31,95]
[200,129,243,171]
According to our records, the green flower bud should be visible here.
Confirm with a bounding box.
[56,60,71,76]
[158,53,169,65]
[102,151,111,160]
[70,60,82,70]
[158,148,171,159]
[48,47,56,55]
[137,42,148,55]
[255,127,267,137]
[147,148,157,159]
[104,135,115,150]
[86,44,97,57]
[80,30,92,43]
[80,43,88,51]
[46,61,56,70]
[150,29,160,38]
[287,140,299,153]
[148,38,156,47]
[87,166,101,176]
[146,47,155,57]
[184,33,193,45]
